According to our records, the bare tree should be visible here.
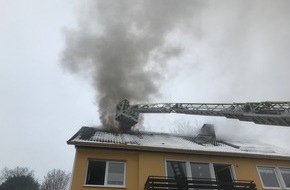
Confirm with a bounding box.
[41,169,70,190]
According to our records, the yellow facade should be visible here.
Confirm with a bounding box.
[70,146,290,190]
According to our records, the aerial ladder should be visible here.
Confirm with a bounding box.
[115,99,290,131]
[115,99,290,183]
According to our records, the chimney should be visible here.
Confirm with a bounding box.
[193,124,217,145]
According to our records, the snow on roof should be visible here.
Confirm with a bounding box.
[67,126,290,159]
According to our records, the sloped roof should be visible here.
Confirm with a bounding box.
[67,126,290,160]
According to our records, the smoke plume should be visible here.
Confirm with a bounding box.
[62,0,290,148]
[62,0,203,130]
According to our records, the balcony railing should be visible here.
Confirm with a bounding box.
[144,176,257,190]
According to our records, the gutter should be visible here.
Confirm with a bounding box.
[67,140,290,161]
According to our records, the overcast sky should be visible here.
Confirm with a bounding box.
[1,0,290,180]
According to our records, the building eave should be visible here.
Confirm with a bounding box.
[67,140,290,161]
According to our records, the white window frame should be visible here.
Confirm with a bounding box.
[257,166,290,190]
[165,159,236,180]
[278,167,290,189]
[84,159,126,188]
[212,162,237,181]
[189,162,214,179]
[165,159,188,177]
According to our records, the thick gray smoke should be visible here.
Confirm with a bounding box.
[62,0,290,148]
[62,0,203,130]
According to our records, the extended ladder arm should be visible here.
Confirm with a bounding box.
[116,99,290,130]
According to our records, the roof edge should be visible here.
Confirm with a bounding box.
[68,140,290,161]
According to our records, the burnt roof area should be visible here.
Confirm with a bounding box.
[68,124,220,146]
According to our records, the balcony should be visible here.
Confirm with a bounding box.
[144,176,257,190]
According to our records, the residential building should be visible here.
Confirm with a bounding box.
[67,125,290,190]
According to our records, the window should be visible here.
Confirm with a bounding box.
[166,160,235,182]
[257,167,280,188]
[280,168,290,188]
[107,162,125,185]
[190,163,211,179]
[86,160,125,187]
[257,166,290,189]
[166,161,187,178]
[213,164,234,182]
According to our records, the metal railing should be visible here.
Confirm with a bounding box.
[144,176,257,190]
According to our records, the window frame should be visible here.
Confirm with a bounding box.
[84,159,126,188]
[212,162,236,181]
[278,167,290,189]
[165,160,188,178]
[190,162,213,179]
[165,159,236,180]
[165,159,188,178]
[257,166,290,190]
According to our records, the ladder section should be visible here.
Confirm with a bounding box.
[170,161,186,179]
